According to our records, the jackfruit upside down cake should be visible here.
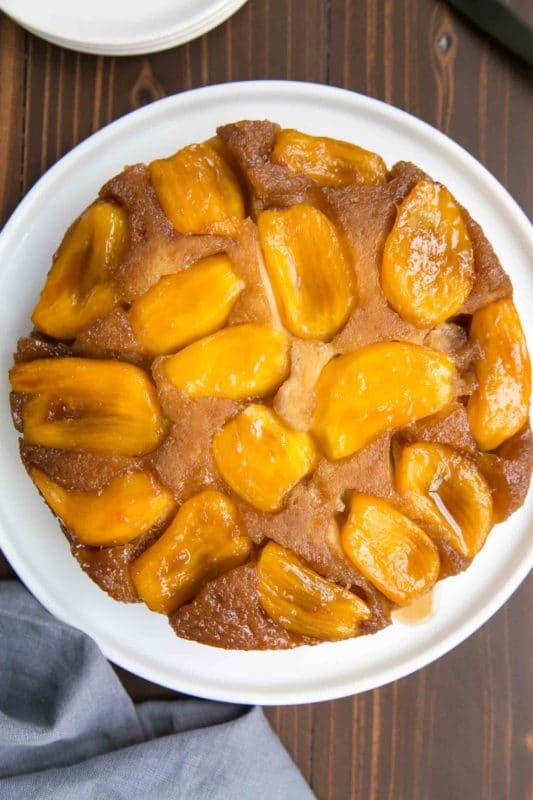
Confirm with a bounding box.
[9,121,532,650]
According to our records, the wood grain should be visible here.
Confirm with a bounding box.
[0,2,531,798]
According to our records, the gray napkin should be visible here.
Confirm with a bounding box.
[0,582,314,799]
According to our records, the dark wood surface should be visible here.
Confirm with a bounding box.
[1,2,531,798]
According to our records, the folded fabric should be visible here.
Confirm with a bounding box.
[0,582,314,800]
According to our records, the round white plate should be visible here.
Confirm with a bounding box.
[0,0,248,56]
[0,82,531,705]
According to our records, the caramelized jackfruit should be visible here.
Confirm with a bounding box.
[31,468,175,546]
[396,442,493,558]
[381,180,474,328]
[162,324,290,400]
[130,490,252,614]
[312,342,456,460]
[467,299,531,451]
[341,493,440,605]
[257,542,371,640]
[213,404,318,511]
[272,128,387,186]
[31,202,128,339]
[149,143,244,236]
[129,255,244,355]
[258,204,355,340]
[9,358,167,455]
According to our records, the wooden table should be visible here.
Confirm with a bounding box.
[1,2,531,797]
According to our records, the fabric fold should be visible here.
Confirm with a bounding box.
[0,582,314,800]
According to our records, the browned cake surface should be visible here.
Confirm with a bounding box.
[72,526,164,604]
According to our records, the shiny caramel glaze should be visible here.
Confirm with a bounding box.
[312,342,456,460]
[32,202,128,339]
[382,181,474,328]
[9,119,532,650]
[128,254,244,356]
[160,324,290,400]
[468,299,531,451]
[257,542,371,640]
[172,561,315,650]
[213,404,318,511]
[130,490,252,614]
[31,468,176,546]
[258,204,355,340]
[341,494,440,606]
[272,128,387,187]
[149,143,245,236]
[396,442,494,562]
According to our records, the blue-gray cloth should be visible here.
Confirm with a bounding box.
[0,582,314,799]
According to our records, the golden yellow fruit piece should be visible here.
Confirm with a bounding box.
[129,255,244,356]
[162,324,290,400]
[213,404,318,512]
[341,493,440,605]
[258,204,355,340]
[204,135,229,159]
[9,358,167,456]
[31,202,128,339]
[257,542,371,640]
[272,128,387,187]
[130,490,252,614]
[31,468,176,546]
[467,299,531,451]
[396,442,493,558]
[312,342,456,460]
[381,180,474,328]
[149,143,244,236]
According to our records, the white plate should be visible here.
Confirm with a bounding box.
[0,0,248,56]
[0,82,531,705]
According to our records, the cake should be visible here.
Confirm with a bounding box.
[9,121,532,649]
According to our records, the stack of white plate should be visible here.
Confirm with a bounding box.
[0,0,248,55]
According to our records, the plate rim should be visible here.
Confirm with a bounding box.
[0,0,249,56]
[0,80,531,705]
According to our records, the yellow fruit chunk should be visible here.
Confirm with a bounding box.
[162,324,290,400]
[257,542,371,640]
[32,202,128,339]
[149,143,244,236]
[396,442,493,558]
[9,358,167,455]
[258,205,355,340]
[130,490,252,614]
[272,128,387,187]
[341,493,440,605]
[129,255,244,356]
[204,135,229,158]
[312,342,456,460]
[213,404,318,511]
[31,468,176,546]
[467,299,531,451]
[382,180,474,328]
